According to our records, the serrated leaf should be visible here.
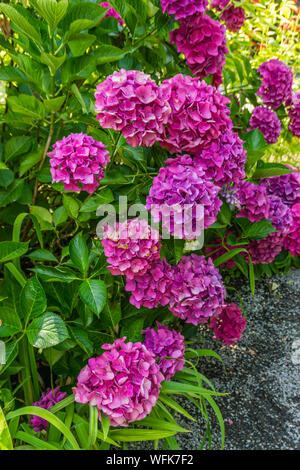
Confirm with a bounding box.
[0,3,42,45]
[27,312,69,348]
[21,276,47,322]
[69,233,89,275]
[4,136,33,163]
[30,0,68,36]
[31,266,79,283]
[79,280,106,316]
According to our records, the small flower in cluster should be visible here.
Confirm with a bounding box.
[194,131,246,186]
[125,259,174,309]
[236,181,270,222]
[95,69,170,147]
[257,59,293,110]
[169,15,228,84]
[283,203,300,257]
[211,0,230,10]
[169,254,226,325]
[247,231,285,264]
[287,92,300,137]
[73,337,164,427]
[48,133,110,193]
[261,167,300,207]
[31,387,67,432]
[248,106,281,144]
[146,155,222,239]
[210,303,246,346]
[267,195,293,233]
[99,2,124,25]
[160,0,208,19]
[160,74,232,155]
[101,218,161,279]
[219,185,241,208]
[220,5,246,32]
[143,322,185,380]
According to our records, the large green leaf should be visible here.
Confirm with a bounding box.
[79,280,107,316]
[21,276,47,322]
[69,233,89,275]
[31,266,79,283]
[4,136,33,163]
[30,0,68,36]
[0,407,13,450]
[0,305,22,337]
[26,312,69,348]
[0,3,42,45]
[7,95,45,121]
[0,242,29,263]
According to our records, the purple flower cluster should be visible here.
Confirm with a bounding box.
[143,322,185,380]
[169,14,228,84]
[160,74,232,155]
[220,5,246,32]
[257,59,293,109]
[261,168,300,207]
[287,92,300,137]
[95,69,170,147]
[160,0,208,19]
[249,106,281,144]
[146,155,222,239]
[284,203,300,257]
[169,254,226,325]
[236,181,270,222]
[101,218,161,279]
[74,338,164,427]
[31,387,67,432]
[211,0,230,10]
[210,303,246,346]
[99,2,123,25]
[48,133,110,193]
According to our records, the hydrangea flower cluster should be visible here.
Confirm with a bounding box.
[284,203,300,257]
[48,133,110,193]
[261,168,300,207]
[249,106,281,144]
[99,2,123,25]
[160,74,232,155]
[257,59,293,109]
[287,92,300,137]
[74,338,164,427]
[146,155,222,239]
[169,254,226,325]
[160,0,208,19]
[210,303,246,346]
[194,131,246,186]
[169,15,228,84]
[236,181,270,222]
[143,322,185,380]
[220,5,246,32]
[211,0,230,10]
[31,387,67,432]
[101,218,161,279]
[95,69,170,147]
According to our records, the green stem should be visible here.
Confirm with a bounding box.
[28,342,40,402]
[19,338,34,406]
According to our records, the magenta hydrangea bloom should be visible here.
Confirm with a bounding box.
[125,259,174,309]
[210,303,246,346]
[101,218,161,279]
[160,0,208,19]
[257,59,293,110]
[283,203,300,257]
[247,232,285,264]
[220,5,246,32]
[160,74,232,155]
[99,2,123,25]
[169,14,228,82]
[31,387,67,432]
[194,131,246,186]
[143,322,185,381]
[48,133,110,193]
[95,69,170,147]
[169,254,226,325]
[236,181,270,222]
[211,0,230,10]
[249,106,281,144]
[261,167,300,207]
[287,92,300,137]
[74,337,164,427]
[146,155,222,239]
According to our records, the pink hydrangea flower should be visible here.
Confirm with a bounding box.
[249,106,281,144]
[101,218,161,279]
[169,254,226,325]
[220,5,246,32]
[261,167,300,207]
[169,14,228,83]
[74,337,164,427]
[143,322,185,381]
[100,2,123,25]
[95,69,170,147]
[160,74,232,155]
[194,131,246,186]
[236,181,270,222]
[287,92,300,137]
[283,203,300,257]
[125,259,174,309]
[211,0,230,10]
[210,303,246,346]
[257,59,293,110]
[31,387,67,432]
[146,155,222,239]
[48,133,110,193]
[160,0,208,19]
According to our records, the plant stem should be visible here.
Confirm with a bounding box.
[19,338,34,406]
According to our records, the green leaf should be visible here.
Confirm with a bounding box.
[0,407,13,450]
[94,44,126,64]
[109,428,176,442]
[79,280,107,316]
[0,3,42,45]
[0,66,27,83]
[100,411,110,441]
[69,233,89,275]
[71,83,88,114]
[63,194,80,219]
[31,265,79,283]
[80,188,114,213]
[4,136,33,163]
[15,430,60,450]
[69,326,93,355]
[30,0,68,36]
[0,179,24,207]
[213,247,248,267]
[27,312,69,348]
[68,34,96,57]
[27,249,57,262]
[7,95,45,121]
[0,169,14,188]
[0,242,28,263]
[242,219,276,239]
[19,149,43,176]
[44,96,65,113]
[174,238,185,264]
[40,51,66,75]
[0,305,22,337]
[253,162,296,179]
[21,276,47,322]
[244,129,267,168]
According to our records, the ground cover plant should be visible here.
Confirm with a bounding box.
[0,0,299,451]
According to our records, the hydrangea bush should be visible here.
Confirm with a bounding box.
[0,0,299,452]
